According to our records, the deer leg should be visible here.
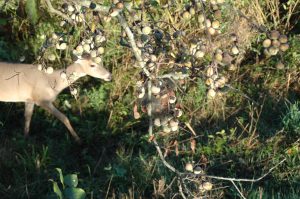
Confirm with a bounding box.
[39,102,81,143]
[24,102,35,137]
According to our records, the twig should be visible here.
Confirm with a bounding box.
[148,80,153,135]
[117,13,151,78]
[231,180,246,199]
[205,158,286,182]
[44,0,74,25]
[153,139,178,173]
[105,175,114,199]
[177,178,187,199]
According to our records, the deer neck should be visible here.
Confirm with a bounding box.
[53,63,87,93]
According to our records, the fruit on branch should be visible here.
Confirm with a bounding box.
[262,31,289,56]
[272,40,280,48]
[279,43,289,52]
[151,86,161,95]
[48,54,56,61]
[200,182,213,191]
[276,62,285,70]
[268,46,279,56]
[279,35,288,43]
[185,163,194,172]
[214,52,223,62]
[212,20,220,29]
[263,39,272,48]
[154,118,161,127]
[60,71,67,79]
[46,67,54,74]
[193,166,204,175]
[198,14,205,23]
[270,30,280,40]
[182,11,191,20]
[207,89,216,99]
[231,46,239,55]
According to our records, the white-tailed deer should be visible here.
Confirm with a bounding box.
[0,54,111,143]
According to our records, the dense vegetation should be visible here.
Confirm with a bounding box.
[0,0,299,198]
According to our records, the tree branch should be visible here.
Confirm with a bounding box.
[117,14,151,78]
[44,0,74,25]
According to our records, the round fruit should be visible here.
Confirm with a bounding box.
[46,67,54,74]
[279,35,288,43]
[48,54,56,61]
[263,39,272,48]
[195,50,205,59]
[208,27,216,35]
[142,26,152,35]
[151,86,161,95]
[270,30,280,40]
[231,46,239,55]
[212,20,220,29]
[279,43,289,52]
[185,163,193,172]
[272,40,281,48]
[198,14,205,23]
[182,11,191,20]
[269,46,279,55]
[276,62,284,70]
[202,182,213,191]
[205,19,212,27]
[214,53,223,62]
[207,89,216,99]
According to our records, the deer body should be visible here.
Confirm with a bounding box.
[0,57,111,142]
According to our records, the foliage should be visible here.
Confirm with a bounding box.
[283,102,300,136]
[50,168,86,199]
[25,0,39,25]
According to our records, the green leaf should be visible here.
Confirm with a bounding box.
[52,181,63,199]
[64,174,78,188]
[63,188,86,199]
[55,168,64,187]
[0,18,7,26]
[25,0,39,24]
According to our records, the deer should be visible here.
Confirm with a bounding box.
[0,54,112,143]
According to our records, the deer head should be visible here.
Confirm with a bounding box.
[74,53,112,81]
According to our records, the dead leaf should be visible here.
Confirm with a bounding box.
[190,139,196,154]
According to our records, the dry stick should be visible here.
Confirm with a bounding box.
[44,0,74,25]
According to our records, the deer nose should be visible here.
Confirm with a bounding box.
[105,73,112,81]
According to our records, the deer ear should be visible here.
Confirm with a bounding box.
[71,54,79,61]
[82,53,91,60]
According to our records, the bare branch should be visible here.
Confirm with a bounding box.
[117,14,151,78]
[205,158,286,182]
[177,178,187,199]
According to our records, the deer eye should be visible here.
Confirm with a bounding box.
[90,64,96,68]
